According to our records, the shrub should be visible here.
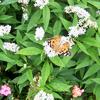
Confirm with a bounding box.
[0,0,100,100]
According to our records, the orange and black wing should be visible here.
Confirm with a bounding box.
[57,42,71,56]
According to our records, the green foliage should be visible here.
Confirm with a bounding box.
[0,0,100,100]
[41,61,51,87]
[17,47,42,55]
[27,10,42,32]
[43,6,50,31]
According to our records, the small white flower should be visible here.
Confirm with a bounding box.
[34,90,54,100]
[3,42,20,52]
[69,17,98,37]
[35,27,45,41]
[22,13,28,21]
[65,6,90,18]
[78,18,98,29]
[18,0,29,5]
[23,64,27,68]
[96,10,100,15]
[74,6,90,18]
[77,17,88,27]
[85,19,98,29]
[4,25,11,34]
[69,26,86,37]
[34,0,49,9]
[43,41,58,57]
[0,26,5,36]
[22,6,27,12]
[0,25,11,36]
[64,6,75,13]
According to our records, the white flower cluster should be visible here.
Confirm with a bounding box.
[65,6,98,37]
[22,12,28,21]
[34,90,54,100]
[0,25,11,36]
[35,27,45,41]
[69,17,98,37]
[3,42,20,53]
[34,0,49,9]
[78,18,98,29]
[18,0,29,5]
[65,6,90,18]
[69,26,86,37]
[43,41,58,57]
[43,36,74,57]
[21,7,29,21]
[96,10,100,15]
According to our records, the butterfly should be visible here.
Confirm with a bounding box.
[47,35,72,56]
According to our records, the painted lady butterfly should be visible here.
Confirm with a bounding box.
[47,35,72,56]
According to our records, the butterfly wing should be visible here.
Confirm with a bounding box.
[57,42,71,56]
[48,36,61,51]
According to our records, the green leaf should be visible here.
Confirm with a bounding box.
[1,0,17,5]
[83,64,100,79]
[0,52,15,63]
[32,55,44,66]
[6,63,15,71]
[93,85,100,100]
[76,56,91,69]
[11,3,20,10]
[87,48,100,65]
[59,17,71,31]
[72,14,78,25]
[27,10,42,32]
[86,28,96,37]
[43,6,50,31]
[49,2,62,11]
[67,0,74,5]
[0,15,13,21]
[96,34,100,56]
[16,31,23,43]
[82,37,100,48]
[0,34,15,40]
[92,78,100,84]
[96,34,100,45]
[97,18,100,33]
[0,39,4,51]
[76,41,89,55]
[49,56,65,68]
[18,82,28,93]
[25,33,35,42]
[18,73,28,84]
[82,0,87,5]
[26,69,33,82]
[53,92,63,100]
[16,47,42,55]
[53,20,62,35]
[41,61,51,86]
[15,24,27,31]
[87,0,100,9]
[0,17,19,24]
[49,79,71,92]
